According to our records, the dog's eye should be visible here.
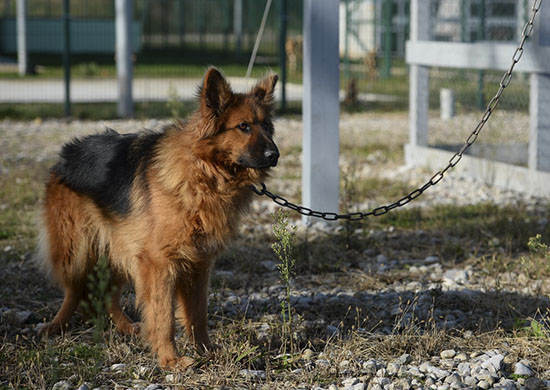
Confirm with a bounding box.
[238,122,251,133]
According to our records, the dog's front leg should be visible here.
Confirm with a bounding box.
[135,256,193,369]
[175,262,215,353]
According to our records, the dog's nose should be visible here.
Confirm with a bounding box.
[264,149,279,166]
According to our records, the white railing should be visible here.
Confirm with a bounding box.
[406,0,550,196]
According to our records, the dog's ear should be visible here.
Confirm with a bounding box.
[251,74,278,105]
[200,67,233,117]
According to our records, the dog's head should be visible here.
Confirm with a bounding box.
[195,67,279,171]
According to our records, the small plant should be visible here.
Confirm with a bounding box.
[527,234,550,257]
[80,255,114,342]
[341,161,360,250]
[271,210,297,355]
[166,84,184,119]
[519,234,550,279]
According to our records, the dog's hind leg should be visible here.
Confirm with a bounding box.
[38,285,85,336]
[107,277,141,335]
[38,177,92,337]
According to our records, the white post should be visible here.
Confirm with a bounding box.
[408,0,430,147]
[16,0,28,76]
[234,0,243,55]
[302,0,340,223]
[116,0,133,118]
[528,2,550,172]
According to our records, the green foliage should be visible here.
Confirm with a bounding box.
[80,255,114,343]
[271,210,297,355]
[166,83,185,119]
[527,234,550,258]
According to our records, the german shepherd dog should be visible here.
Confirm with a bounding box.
[37,68,279,368]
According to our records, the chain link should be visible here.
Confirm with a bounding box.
[252,0,542,221]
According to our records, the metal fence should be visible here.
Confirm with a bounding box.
[0,0,532,119]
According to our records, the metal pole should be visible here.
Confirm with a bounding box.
[381,0,392,79]
[477,0,486,110]
[302,0,340,223]
[63,0,71,117]
[279,0,287,111]
[344,0,350,81]
[234,0,243,55]
[116,0,134,118]
[16,0,28,76]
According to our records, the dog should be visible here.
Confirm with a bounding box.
[36,67,279,368]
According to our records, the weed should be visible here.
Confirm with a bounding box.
[80,255,114,343]
[271,210,297,356]
[166,83,185,119]
[341,161,361,250]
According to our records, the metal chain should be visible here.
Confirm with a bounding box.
[252,0,542,221]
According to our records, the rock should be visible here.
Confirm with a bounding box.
[260,260,278,271]
[481,354,504,373]
[302,348,314,361]
[444,374,461,385]
[326,325,340,337]
[386,362,400,376]
[342,377,360,387]
[144,385,163,390]
[454,352,468,362]
[15,310,33,324]
[362,359,378,374]
[315,359,330,368]
[478,380,490,389]
[443,269,469,284]
[524,377,543,390]
[239,369,266,380]
[77,384,90,390]
[514,362,534,377]
[497,379,517,390]
[440,349,456,359]
[51,381,71,390]
[395,353,412,365]
[463,376,477,387]
[424,256,439,264]
[110,363,126,371]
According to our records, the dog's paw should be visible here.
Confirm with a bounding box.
[160,355,194,370]
[201,342,220,358]
[119,321,141,336]
[36,322,62,338]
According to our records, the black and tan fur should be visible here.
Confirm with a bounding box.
[37,68,279,368]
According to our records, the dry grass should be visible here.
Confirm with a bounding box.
[1,113,550,389]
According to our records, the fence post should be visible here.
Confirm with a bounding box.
[408,0,430,147]
[302,0,340,223]
[63,0,71,117]
[279,0,287,111]
[381,0,392,79]
[115,0,133,118]
[234,0,243,55]
[16,0,28,76]
[528,3,550,172]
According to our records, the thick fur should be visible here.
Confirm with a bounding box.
[37,68,279,368]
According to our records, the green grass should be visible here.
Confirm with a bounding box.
[0,101,199,121]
